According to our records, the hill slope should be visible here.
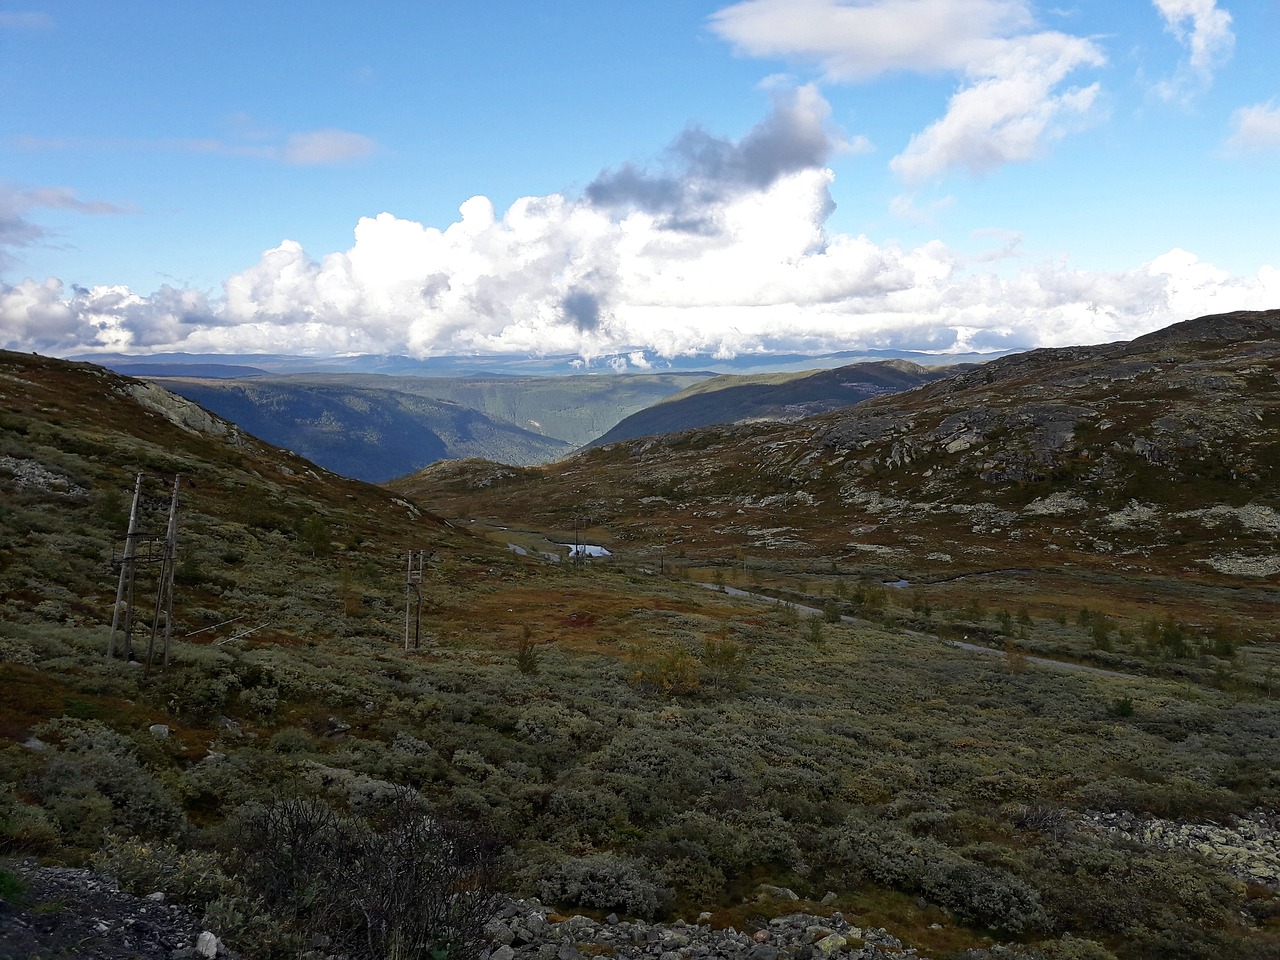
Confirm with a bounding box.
[590,359,965,446]
[4,346,1280,960]
[396,309,1280,639]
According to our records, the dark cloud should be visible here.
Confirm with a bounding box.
[561,289,602,332]
[584,163,682,212]
[585,85,838,225]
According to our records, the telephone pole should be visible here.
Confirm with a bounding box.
[107,473,144,660]
[404,549,427,651]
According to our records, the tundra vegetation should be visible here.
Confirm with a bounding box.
[1,324,1279,960]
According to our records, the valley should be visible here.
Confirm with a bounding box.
[0,312,1278,960]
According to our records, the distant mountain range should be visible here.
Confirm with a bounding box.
[69,346,1003,378]
[151,378,576,483]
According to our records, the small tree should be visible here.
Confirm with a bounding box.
[515,625,541,675]
[1004,637,1029,674]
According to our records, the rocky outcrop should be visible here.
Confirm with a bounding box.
[483,899,929,960]
[1081,811,1280,889]
[124,380,241,441]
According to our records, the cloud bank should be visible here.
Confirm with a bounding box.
[2,85,1275,365]
[2,77,1280,363]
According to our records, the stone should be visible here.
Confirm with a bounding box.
[149,723,170,739]
[195,931,219,958]
[757,883,799,900]
[490,946,516,960]
[815,933,847,956]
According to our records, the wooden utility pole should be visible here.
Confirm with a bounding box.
[404,549,425,651]
[143,475,180,675]
[108,473,144,660]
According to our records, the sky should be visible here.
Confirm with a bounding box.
[1,0,1278,365]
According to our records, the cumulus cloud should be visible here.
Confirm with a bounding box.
[891,34,1102,182]
[3,89,1274,363]
[3,179,1272,363]
[711,0,1105,182]
[1152,0,1234,100]
[1225,102,1280,152]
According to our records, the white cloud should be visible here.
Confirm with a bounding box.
[0,185,126,270]
[891,33,1102,182]
[711,0,1104,181]
[1225,102,1280,153]
[0,11,54,29]
[710,0,1035,80]
[15,127,378,167]
[5,174,1272,362]
[1153,0,1233,75]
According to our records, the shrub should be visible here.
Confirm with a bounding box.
[221,790,500,960]
[629,644,701,696]
[92,834,231,909]
[537,852,670,918]
[0,783,57,852]
[831,817,1048,934]
[29,718,186,844]
[514,625,540,676]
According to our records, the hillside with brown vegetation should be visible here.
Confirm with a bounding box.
[2,336,1279,960]
[398,309,1280,658]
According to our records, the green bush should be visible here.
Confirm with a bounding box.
[29,719,187,844]
[537,852,670,918]
[91,834,231,909]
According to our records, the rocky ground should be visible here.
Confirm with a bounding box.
[0,860,928,960]
[0,860,240,960]
[483,898,931,960]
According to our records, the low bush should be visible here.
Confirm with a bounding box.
[536,851,671,918]
[219,789,500,960]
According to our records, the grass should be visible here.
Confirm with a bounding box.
[0,866,26,903]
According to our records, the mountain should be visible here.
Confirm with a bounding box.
[589,359,966,447]
[150,377,574,482]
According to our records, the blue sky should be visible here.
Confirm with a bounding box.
[2,0,1277,363]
